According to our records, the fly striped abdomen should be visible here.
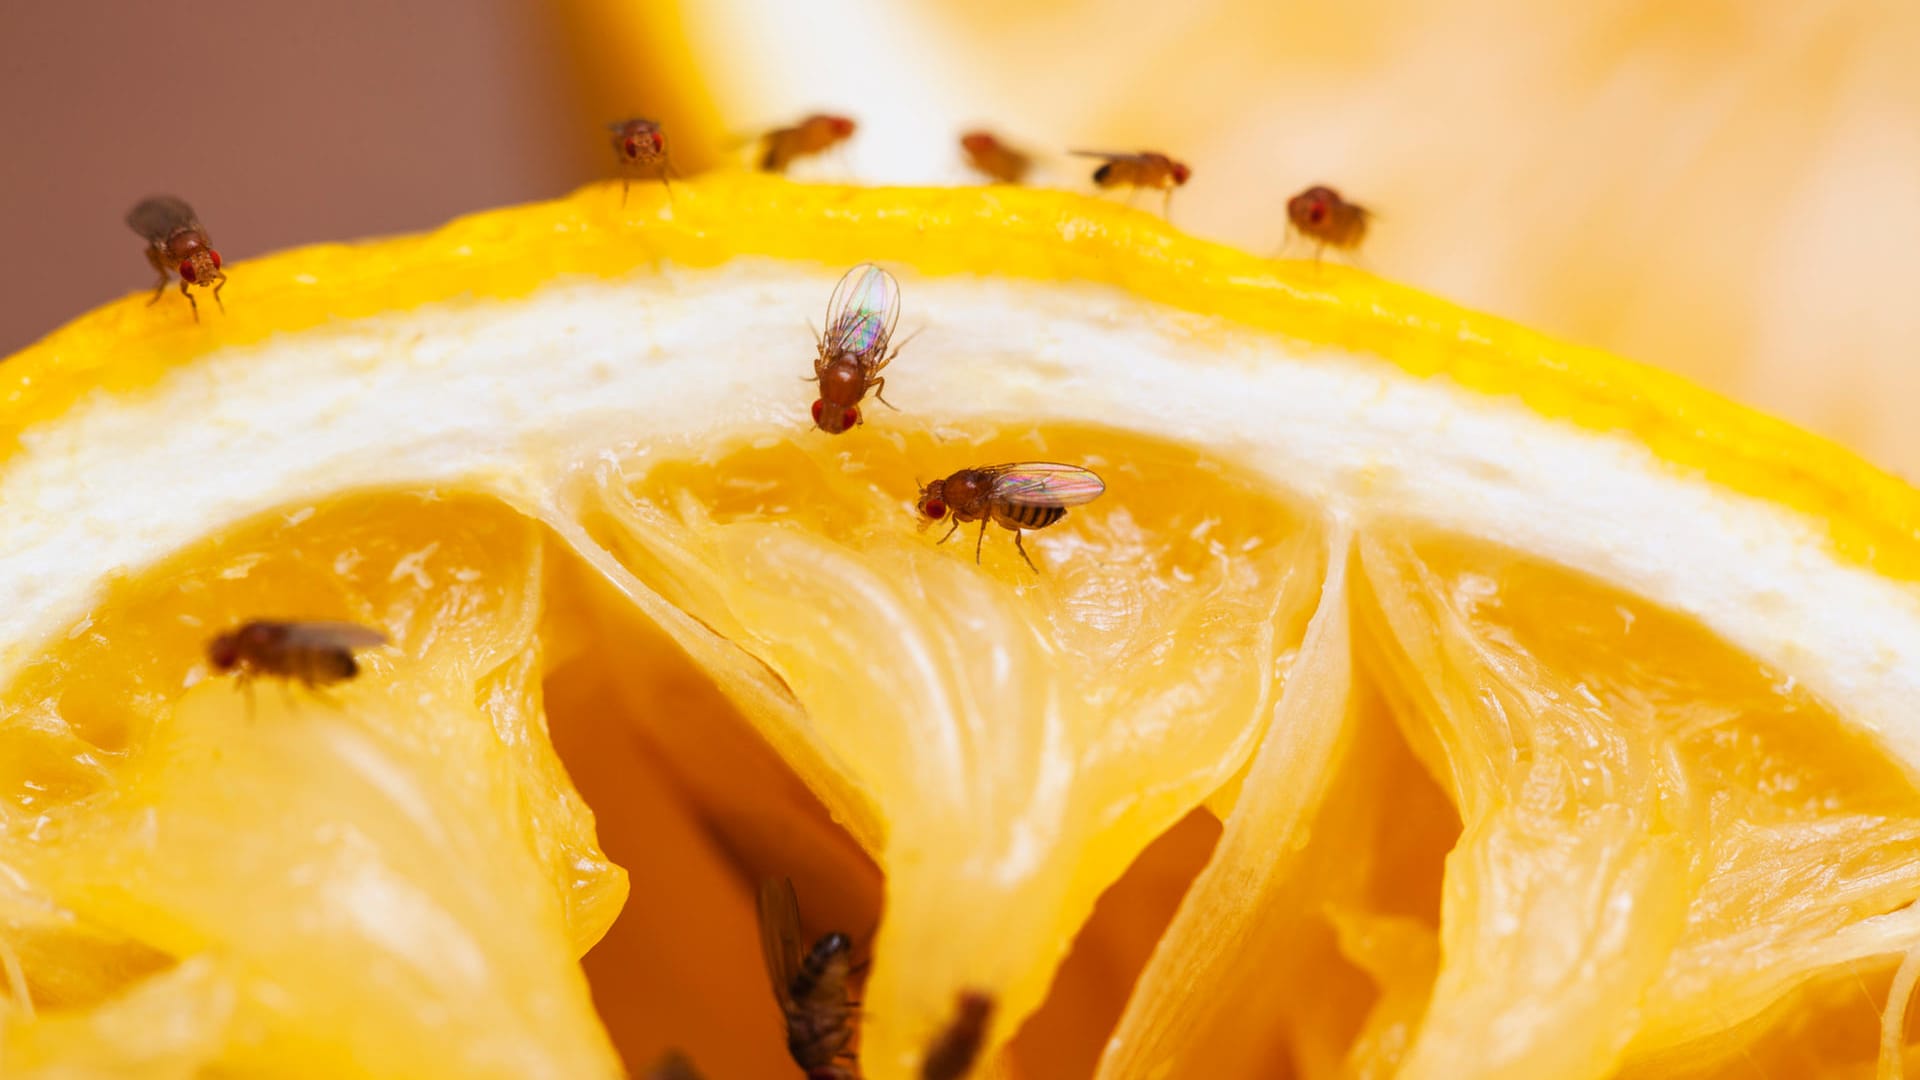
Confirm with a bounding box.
[315,649,359,685]
[996,502,1067,531]
[756,880,864,1077]
[790,932,853,1001]
[786,931,857,1069]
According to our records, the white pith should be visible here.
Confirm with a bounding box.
[3,258,1917,773]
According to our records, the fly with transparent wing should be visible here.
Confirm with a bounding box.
[755,878,861,1079]
[758,113,857,173]
[961,131,1032,184]
[809,262,910,435]
[127,194,227,320]
[1070,149,1191,218]
[205,619,389,693]
[916,462,1108,571]
[1285,184,1372,262]
[606,117,675,204]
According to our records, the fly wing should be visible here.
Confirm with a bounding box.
[822,263,901,367]
[985,463,1107,507]
[1344,205,1371,246]
[1067,149,1151,164]
[755,878,804,1008]
[126,195,199,241]
[281,621,390,651]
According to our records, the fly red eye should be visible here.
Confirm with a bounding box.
[831,117,855,136]
[210,250,222,268]
[650,131,664,151]
[811,400,826,425]
[922,498,947,519]
[842,407,859,430]
[1310,202,1328,223]
[178,261,197,283]
[1172,163,1191,184]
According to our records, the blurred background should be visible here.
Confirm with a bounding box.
[3,0,1917,477]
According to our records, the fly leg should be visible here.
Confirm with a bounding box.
[870,329,921,411]
[937,519,961,545]
[1012,529,1039,573]
[1270,225,1297,260]
[211,275,226,314]
[178,277,201,322]
[1162,186,1175,222]
[975,518,989,563]
[145,248,169,306]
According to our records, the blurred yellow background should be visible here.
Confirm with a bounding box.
[5,0,1917,480]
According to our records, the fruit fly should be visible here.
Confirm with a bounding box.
[811,263,907,435]
[1286,185,1371,261]
[757,878,861,1080]
[920,991,994,1080]
[960,131,1031,185]
[127,195,226,321]
[608,117,673,204]
[1070,150,1190,218]
[642,1051,705,1080]
[760,114,857,173]
[917,463,1107,572]
[206,619,389,691]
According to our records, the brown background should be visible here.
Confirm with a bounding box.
[0,1,591,354]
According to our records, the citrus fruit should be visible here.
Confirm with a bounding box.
[3,175,1920,1079]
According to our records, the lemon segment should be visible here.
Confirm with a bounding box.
[2,496,623,1077]
[612,427,1323,1071]
[1096,534,1355,1078]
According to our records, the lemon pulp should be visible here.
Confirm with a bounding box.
[4,423,1917,1077]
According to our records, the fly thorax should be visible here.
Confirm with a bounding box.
[944,472,991,518]
[818,361,865,405]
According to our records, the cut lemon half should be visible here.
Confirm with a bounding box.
[4,174,1920,1080]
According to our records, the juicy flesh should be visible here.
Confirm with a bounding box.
[1,424,1918,1079]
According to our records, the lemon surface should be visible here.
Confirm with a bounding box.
[4,177,1920,1079]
